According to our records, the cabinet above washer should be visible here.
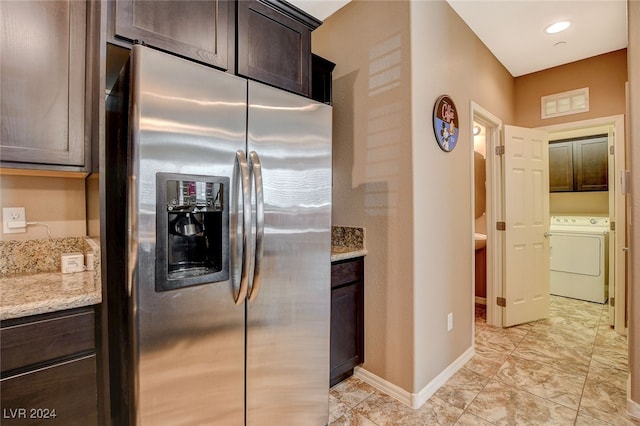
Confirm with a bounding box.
[549,134,609,193]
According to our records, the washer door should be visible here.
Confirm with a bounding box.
[550,233,603,276]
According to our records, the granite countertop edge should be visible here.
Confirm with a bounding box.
[0,270,101,321]
[331,248,368,262]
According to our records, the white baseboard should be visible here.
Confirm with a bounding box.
[626,375,640,419]
[353,346,474,409]
[628,398,640,419]
[475,296,487,305]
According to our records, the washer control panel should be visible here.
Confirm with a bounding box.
[550,216,610,232]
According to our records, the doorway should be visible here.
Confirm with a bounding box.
[540,115,627,336]
[471,109,627,335]
[470,103,502,327]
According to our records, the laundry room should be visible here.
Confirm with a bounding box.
[547,126,611,303]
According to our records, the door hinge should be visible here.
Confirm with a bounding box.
[610,221,615,231]
[610,145,615,155]
[495,146,505,156]
[497,297,506,307]
[610,297,615,307]
[496,221,506,231]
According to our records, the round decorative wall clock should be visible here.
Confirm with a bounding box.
[433,95,459,152]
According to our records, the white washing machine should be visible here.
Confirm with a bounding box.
[549,216,609,304]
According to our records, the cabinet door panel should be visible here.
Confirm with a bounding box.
[549,142,574,192]
[0,356,98,426]
[330,282,364,386]
[237,0,312,96]
[330,257,365,387]
[114,0,230,70]
[0,0,86,166]
[575,138,608,191]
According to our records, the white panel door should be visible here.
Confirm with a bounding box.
[503,125,550,327]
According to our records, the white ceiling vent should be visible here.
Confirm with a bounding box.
[541,87,589,119]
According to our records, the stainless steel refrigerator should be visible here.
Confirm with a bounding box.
[103,44,331,425]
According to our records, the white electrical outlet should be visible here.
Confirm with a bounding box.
[447,313,453,331]
[3,207,27,234]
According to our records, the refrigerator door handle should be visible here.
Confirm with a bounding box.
[233,150,252,305]
[248,151,265,302]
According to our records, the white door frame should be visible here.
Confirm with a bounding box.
[471,102,503,327]
[539,114,627,335]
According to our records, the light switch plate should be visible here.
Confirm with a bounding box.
[3,207,26,233]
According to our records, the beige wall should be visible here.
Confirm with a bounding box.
[549,192,609,215]
[409,0,513,392]
[0,174,87,240]
[514,49,627,128]
[313,0,514,394]
[313,0,415,391]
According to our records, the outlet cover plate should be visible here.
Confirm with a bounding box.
[3,207,26,233]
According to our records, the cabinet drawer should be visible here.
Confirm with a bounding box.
[0,355,98,426]
[1,308,95,373]
[331,257,364,288]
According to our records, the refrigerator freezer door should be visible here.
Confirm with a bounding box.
[129,45,247,425]
[246,81,332,425]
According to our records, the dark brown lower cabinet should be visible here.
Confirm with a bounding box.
[0,306,98,425]
[330,257,364,387]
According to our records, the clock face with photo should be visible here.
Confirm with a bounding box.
[433,95,459,152]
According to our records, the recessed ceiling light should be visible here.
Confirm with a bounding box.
[545,21,571,34]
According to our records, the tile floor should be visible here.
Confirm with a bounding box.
[329,296,638,425]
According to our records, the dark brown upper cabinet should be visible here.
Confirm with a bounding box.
[574,137,609,191]
[237,0,321,97]
[112,0,233,71]
[549,134,609,192]
[0,0,89,170]
[549,141,574,192]
[312,54,336,105]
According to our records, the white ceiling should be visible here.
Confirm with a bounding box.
[446,0,628,77]
[290,0,628,78]
[288,0,350,21]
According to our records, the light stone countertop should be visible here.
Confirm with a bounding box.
[0,237,101,321]
[0,270,101,320]
[331,226,367,262]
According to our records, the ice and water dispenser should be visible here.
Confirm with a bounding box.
[156,173,230,292]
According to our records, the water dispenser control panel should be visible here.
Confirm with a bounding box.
[156,172,230,292]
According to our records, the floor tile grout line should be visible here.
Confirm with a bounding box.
[498,316,583,422]
[573,301,614,425]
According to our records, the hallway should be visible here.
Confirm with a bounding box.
[329,296,636,425]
